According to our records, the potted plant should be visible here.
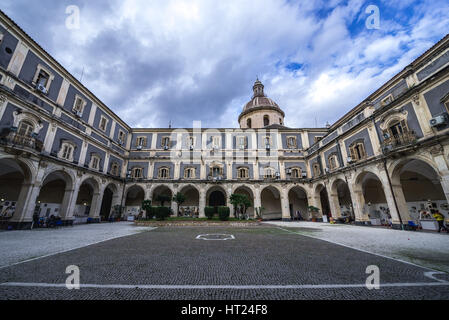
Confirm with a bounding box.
[307,206,320,222]
[141,199,152,219]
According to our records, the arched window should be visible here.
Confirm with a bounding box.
[291,167,302,178]
[237,167,249,179]
[131,167,143,179]
[388,119,409,138]
[264,167,275,179]
[312,163,321,176]
[328,154,339,170]
[18,120,34,137]
[349,141,366,162]
[263,115,269,127]
[158,167,170,179]
[89,154,101,170]
[110,163,120,176]
[247,118,252,128]
[184,167,196,179]
[58,140,76,162]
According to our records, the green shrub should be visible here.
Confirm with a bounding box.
[154,206,171,220]
[204,206,215,220]
[218,206,230,221]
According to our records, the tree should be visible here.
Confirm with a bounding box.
[172,192,186,216]
[141,199,152,219]
[230,193,252,219]
[156,194,172,207]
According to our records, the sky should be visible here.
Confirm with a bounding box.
[2,0,449,129]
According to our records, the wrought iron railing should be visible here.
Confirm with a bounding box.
[0,131,43,152]
[381,131,417,152]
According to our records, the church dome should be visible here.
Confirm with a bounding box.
[238,79,285,129]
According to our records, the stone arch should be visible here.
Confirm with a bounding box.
[232,184,255,217]
[389,157,446,222]
[312,183,329,218]
[99,182,121,221]
[288,185,309,220]
[206,185,227,209]
[0,157,36,225]
[125,184,145,216]
[260,185,282,220]
[330,178,354,220]
[152,184,173,207]
[178,184,200,217]
[353,169,388,223]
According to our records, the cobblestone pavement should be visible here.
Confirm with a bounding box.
[0,226,448,300]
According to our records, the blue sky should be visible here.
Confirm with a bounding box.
[2,0,449,128]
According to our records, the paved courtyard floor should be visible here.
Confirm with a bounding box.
[0,224,448,300]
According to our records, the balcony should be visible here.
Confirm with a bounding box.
[0,130,43,153]
[381,132,417,152]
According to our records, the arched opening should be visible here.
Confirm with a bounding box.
[206,186,227,213]
[391,159,447,223]
[74,178,100,223]
[179,185,199,217]
[0,158,32,225]
[314,184,330,219]
[261,186,281,220]
[99,184,118,221]
[36,170,73,224]
[247,118,252,129]
[233,186,254,218]
[125,185,145,217]
[263,115,269,127]
[152,185,173,207]
[288,186,309,220]
[354,171,388,224]
[331,179,354,221]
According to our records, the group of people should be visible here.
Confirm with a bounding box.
[421,209,449,233]
[32,212,62,228]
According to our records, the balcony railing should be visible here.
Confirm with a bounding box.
[381,131,417,152]
[0,131,43,152]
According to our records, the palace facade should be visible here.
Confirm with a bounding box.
[1,10,449,230]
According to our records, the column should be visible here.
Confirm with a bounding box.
[60,184,80,225]
[199,188,206,218]
[9,183,41,229]
[378,169,410,227]
[281,189,290,221]
[89,188,104,223]
[346,181,369,223]
[327,184,342,218]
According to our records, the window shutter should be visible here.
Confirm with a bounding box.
[400,120,409,133]
[359,143,366,159]
[349,146,357,160]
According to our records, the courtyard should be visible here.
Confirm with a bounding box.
[0,222,448,300]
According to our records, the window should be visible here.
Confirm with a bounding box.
[247,118,252,128]
[58,141,75,162]
[99,116,108,132]
[291,167,302,178]
[118,130,125,144]
[264,136,272,147]
[264,167,275,179]
[161,136,170,149]
[17,121,34,137]
[381,94,393,106]
[184,167,196,179]
[237,167,249,179]
[72,95,86,116]
[279,118,283,125]
[263,115,269,127]
[212,136,221,149]
[314,136,323,143]
[210,166,223,178]
[237,136,247,149]
[286,136,297,149]
[158,167,170,179]
[131,167,143,179]
[32,64,54,93]
[349,141,366,162]
[328,154,338,170]
[388,120,409,138]
[89,154,100,170]
[312,163,321,176]
[136,136,147,147]
[110,163,120,176]
[187,136,195,148]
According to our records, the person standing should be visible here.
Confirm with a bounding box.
[433,210,449,233]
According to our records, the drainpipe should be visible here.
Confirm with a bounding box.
[371,116,404,230]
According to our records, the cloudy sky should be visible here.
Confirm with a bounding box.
[2,0,449,129]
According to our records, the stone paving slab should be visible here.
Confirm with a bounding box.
[0,222,155,268]
[264,221,449,273]
[0,226,447,300]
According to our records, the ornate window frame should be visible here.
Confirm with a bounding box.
[158,166,170,179]
[32,64,55,93]
[12,111,43,136]
[286,136,297,149]
[328,153,339,170]
[209,161,224,177]
[237,167,249,180]
[89,153,101,171]
[136,136,147,147]
[212,136,221,149]
[263,167,275,179]
[183,167,196,179]
[58,140,76,162]
[131,167,143,179]
[348,140,366,162]
[312,163,321,176]
[110,162,120,176]
[99,115,109,132]
[118,130,126,144]
[161,136,171,149]
[236,136,248,149]
[380,94,394,107]
[72,94,86,116]
[290,167,302,178]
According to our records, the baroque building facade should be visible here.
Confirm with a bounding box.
[1,10,449,230]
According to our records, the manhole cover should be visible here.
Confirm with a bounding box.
[196,234,235,241]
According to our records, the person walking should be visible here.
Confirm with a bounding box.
[433,210,449,233]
